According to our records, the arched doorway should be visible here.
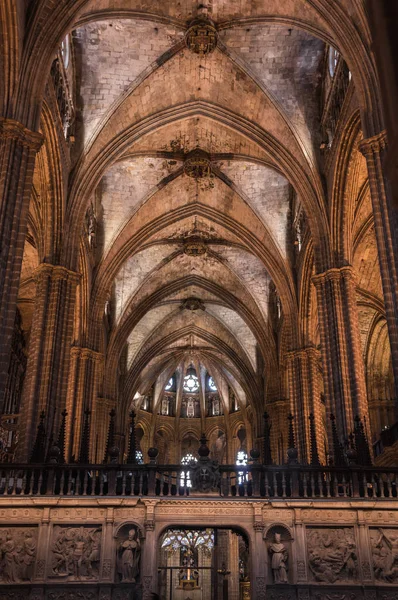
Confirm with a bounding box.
[158,526,250,599]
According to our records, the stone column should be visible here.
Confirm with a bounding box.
[18,264,80,460]
[0,119,42,412]
[360,132,398,407]
[252,523,266,600]
[65,346,104,462]
[285,347,325,463]
[229,530,240,600]
[312,266,369,445]
[143,500,158,599]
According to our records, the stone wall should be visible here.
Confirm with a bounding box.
[0,497,397,599]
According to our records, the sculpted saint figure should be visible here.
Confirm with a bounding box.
[268,533,288,583]
[119,528,141,582]
[2,533,18,583]
[20,531,36,581]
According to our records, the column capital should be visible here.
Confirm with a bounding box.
[285,346,320,361]
[70,346,103,362]
[312,265,357,287]
[33,263,81,284]
[359,130,388,157]
[0,118,43,152]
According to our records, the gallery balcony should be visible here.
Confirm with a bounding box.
[1,460,397,501]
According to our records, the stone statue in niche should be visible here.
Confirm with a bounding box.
[307,528,357,583]
[0,527,37,583]
[268,533,288,583]
[50,526,101,580]
[117,526,141,583]
[371,528,398,582]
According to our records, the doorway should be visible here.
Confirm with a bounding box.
[158,527,250,600]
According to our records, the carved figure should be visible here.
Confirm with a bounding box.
[268,532,288,583]
[50,526,101,580]
[371,528,398,582]
[307,529,357,583]
[20,531,36,580]
[0,528,37,583]
[118,528,141,583]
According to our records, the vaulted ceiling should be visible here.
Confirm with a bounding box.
[17,0,387,430]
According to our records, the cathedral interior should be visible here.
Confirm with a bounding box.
[0,1,398,599]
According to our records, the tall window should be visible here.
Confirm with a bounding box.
[165,377,174,391]
[236,450,248,485]
[208,376,217,391]
[180,453,197,487]
[61,36,70,69]
[328,46,339,77]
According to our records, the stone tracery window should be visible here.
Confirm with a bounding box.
[183,373,199,392]
[161,528,214,553]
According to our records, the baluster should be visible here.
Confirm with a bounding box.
[317,471,322,498]
[10,471,17,496]
[362,472,368,498]
[326,472,331,498]
[21,471,28,496]
[99,471,105,496]
[342,474,348,498]
[272,472,278,498]
[263,471,268,497]
[67,470,73,495]
[303,472,308,498]
[386,474,392,498]
[371,472,377,498]
[4,470,11,496]
[37,470,43,495]
[121,471,127,496]
[82,471,88,496]
[59,470,65,496]
[380,472,385,499]
[282,472,287,498]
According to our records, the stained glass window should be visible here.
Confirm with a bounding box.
[161,528,214,555]
[183,373,199,392]
[180,453,197,487]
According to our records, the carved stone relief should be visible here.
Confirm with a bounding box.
[307,528,358,584]
[49,526,101,581]
[0,527,37,583]
[370,528,398,582]
[47,591,97,600]
[314,594,358,600]
[115,525,141,583]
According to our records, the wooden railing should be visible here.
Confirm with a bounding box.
[0,463,397,500]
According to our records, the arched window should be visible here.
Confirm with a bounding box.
[165,377,174,391]
[183,373,199,392]
[180,453,197,487]
[328,46,339,77]
[236,450,248,484]
[61,36,71,69]
[208,376,217,391]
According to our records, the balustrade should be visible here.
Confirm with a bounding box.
[0,462,397,500]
